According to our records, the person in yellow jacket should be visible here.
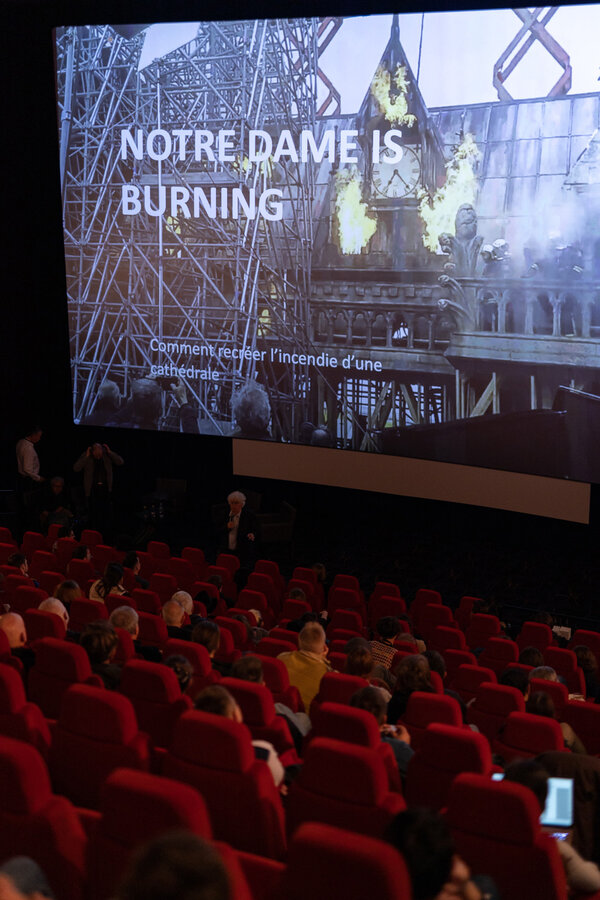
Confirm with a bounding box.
[277,621,331,712]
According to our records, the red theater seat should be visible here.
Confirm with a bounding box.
[269,627,299,647]
[148,572,177,604]
[86,768,213,900]
[562,700,600,755]
[69,598,108,633]
[529,677,569,716]
[465,613,501,650]
[105,594,137,615]
[287,737,405,838]
[206,565,237,604]
[0,662,51,758]
[281,597,312,621]
[368,595,407,630]
[494,711,566,762]
[420,603,457,642]
[311,701,402,793]
[91,544,118,571]
[478,637,520,677]
[327,587,364,622]
[30,550,58,580]
[28,637,104,719]
[214,626,242,665]
[0,736,87,900]
[255,654,304,712]
[221,678,298,765]
[517,620,554,653]
[448,663,496,704]
[147,540,170,558]
[310,672,368,718]
[331,608,368,634]
[21,531,48,557]
[119,660,192,748]
[166,557,197,593]
[468,682,525,742]
[278,822,412,900]
[215,615,251,651]
[38,570,64,596]
[257,637,297,657]
[447,773,568,900]
[163,638,221,695]
[163,709,286,858]
[181,546,207,579]
[137,610,168,648]
[443,649,477,683]
[569,629,600,670]
[455,595,479,632]
[66,557,96,584]
[216,553,240,578]
[49,684,150,808]
[543,647,586,695]
[81,529,103,546]
[247,572,279,614]
[409,587,442,632]
[114,628,136,665]
[429,625,467,653]
[400,691,464,750]
[130,587,161,615]
[405,722,493,810]
[24,608,66,641]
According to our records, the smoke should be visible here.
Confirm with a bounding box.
[371,65,416,129]
[334,168,377,255]
[418,133,481,252]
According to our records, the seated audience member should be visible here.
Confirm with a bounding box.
[192,620,229,675]
[370,617,406,670]
[163,655,194,694]
[231,656,263,684]
[526,691,587,754]
[80,621,121,689]
[54,579,82,607]
[499,666,530,699]
[572,645,600,699]
[423,649,468,722]
[81,379,122,428]
[286,611,319,634]
[350,685,414,777]
[385,808,498,900]
[122,551,149,590]
[116,831,229,900]
[518,646,544,668]
[71,545,91,562]
[7,553,30,578]
[345,645,391,701]
[0,856,55,900]
[108,605,161,662]
[162,599,188,639]
[529,665,560,684]
[89,562,127,605]
[277,621,331,710]
[387,654,434,724]
[39,475,73,531]
[0,613,35,672]
[230,655,310,743]
[194,685,285,788]
[505,759,600,894]
[38,597,70,631]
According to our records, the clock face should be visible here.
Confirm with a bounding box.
[371,147,421,200]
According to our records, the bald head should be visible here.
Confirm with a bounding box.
[38,597,69,628]
[171,591,193,615]
[0,613,27,649]
[162,599,185,627]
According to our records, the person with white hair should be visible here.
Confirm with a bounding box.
[219,490,258,574]
[38,597,69,630]
[108,605,161,662]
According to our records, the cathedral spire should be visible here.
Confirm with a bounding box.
[391,13,400,43]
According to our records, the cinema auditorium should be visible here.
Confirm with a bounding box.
[2,1,600,898]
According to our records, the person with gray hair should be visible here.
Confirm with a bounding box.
[219,490,258,574]
[231,381,272,440]
[162,598,188,639]
[108,605,161,662]
[81,379,122,426]
[117,376,199,433]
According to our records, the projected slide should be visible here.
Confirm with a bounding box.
[56,9,600,480]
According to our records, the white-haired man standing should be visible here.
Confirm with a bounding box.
[220,491,258,575]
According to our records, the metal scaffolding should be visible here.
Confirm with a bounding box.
[56,20,320,436]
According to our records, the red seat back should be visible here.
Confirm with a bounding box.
[119,659,192,747]
[137,611,168,648]
[69,598,108,632]
[221,677,297,762]
[148,572,177,604]
[543,647,586,695]
[66,558,95,583]
[468,682,525,742]
[30,550,58,579]
[131,588,161,615]
[562,700,600,755]
[254,654,303,712]
[0,663,51,759]
[147,540,170,558]
[287,737,405,838]
[368,595,407,630]
[466,613,501,649]
[24,609,66,641]
[429,625,467,653]
[21,531,48,556]
[447,773,568,900]
[569,629,600,670]
[166,557,197,592]
[0,736,87,900]
[38,570,63,596]
[517,621,554,653]
[311,672,368,717]
[81,529,103,546]
[11,585,48,615]
[28,637,101,719]
[86,769,212,900]
[256,637,296,657]
[49,684,150,808]
[405,722,493,809]
[401,691,464,750]
[478,637,519,676]
[529,677,569,716]
[181,547,207,579]
[163,710,286,858]
[448,663,496,703]
[280,822,412,900]
[442,649,477,682]
[494,711,565,762]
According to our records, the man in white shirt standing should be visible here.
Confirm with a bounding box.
[15,426,44,527]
